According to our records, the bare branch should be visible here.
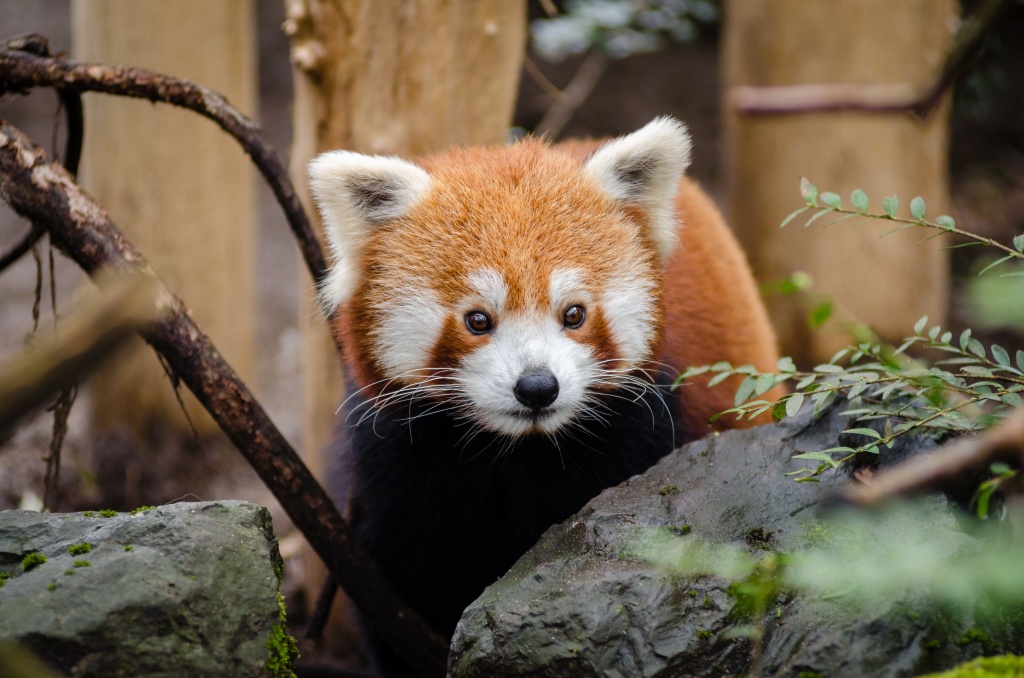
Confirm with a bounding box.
[0,34,326,288]
[534,50,608,139]
[0,121,448,676]
[729,0,1010,118]
[841,405,1024,506]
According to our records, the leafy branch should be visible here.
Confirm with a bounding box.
[782,179,1024,276]
[678,317,1024,482]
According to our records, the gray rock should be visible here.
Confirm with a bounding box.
[449,405,1021,677]
[0,500,289,677]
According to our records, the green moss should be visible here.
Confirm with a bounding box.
[958,628,996,651]
[123,544,134,552]
[99,509,117,518]
[924,639,943,651]
[265,592,299,678]
[64,569,75,576]
[82,511,94,517]
[687,589,698,598]
[21,552,47,572]
[0,572,10,587]
[73,560,90,568]
[659,485,680,496]
[130,505,155,515]
[695,629,714,639]
[46,581,57,591]
[703,595,713,610]
[919,655,1024,677]
[797,672,825,678]
[68,543,92,555]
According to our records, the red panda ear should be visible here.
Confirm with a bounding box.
[583,116,692,262]
[308,151,431,314]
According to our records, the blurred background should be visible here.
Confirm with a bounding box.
[1,0,1023,671]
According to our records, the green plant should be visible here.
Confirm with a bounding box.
[677,180,1024,484]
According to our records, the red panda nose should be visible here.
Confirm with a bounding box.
[514,369,559,409]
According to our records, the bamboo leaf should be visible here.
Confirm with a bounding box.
[978,255,1015,276]
[779,206,810,229]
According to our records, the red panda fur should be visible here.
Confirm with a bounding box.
[311,119,782,675]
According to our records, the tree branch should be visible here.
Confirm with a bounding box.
[0,33,326,288]
[729,0,1010,118]
[0,120,448,676]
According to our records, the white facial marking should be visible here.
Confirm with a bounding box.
[460,312,595,437]
[372,283,445,379]
[548,268,588,312]
[601,268,657,367]
[465,267,508,314]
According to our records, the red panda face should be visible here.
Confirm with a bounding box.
[309,118,692,438]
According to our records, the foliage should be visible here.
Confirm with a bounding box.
[531,0,718,61]
[920,654,1024,677]
[678,180,1024,484]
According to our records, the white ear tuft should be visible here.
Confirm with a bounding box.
[308,151,431,314]
[584,116,692,261]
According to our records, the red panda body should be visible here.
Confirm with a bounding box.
[309,118,780,675]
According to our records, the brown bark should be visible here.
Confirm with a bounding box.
[0,120,448,675]
[722,0,956,365]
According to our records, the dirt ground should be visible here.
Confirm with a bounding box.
[1,1,1023,674]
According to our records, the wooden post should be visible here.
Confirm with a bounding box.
[71,0,256,435]
[282,0,526,656]
[722,0,955,364]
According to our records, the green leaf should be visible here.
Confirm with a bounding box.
[820,192,842,209]
[1000,271,1024,277]
[959,328,972,351]
[1017,350,1024,373]
[992,344,1010,367]
[962,365,994,377]
[791,450,847,467]
[808,300,834,328]
[803,208,835,228]
[940,331,952,345]
[913,316,928,335]
[935,215,956,230]
[967,338,986,359]
[776,356,797,373]
[1014,234,1024,253]
[754,373,777,396]
[910,196,926,220]
[864,445,881,455]
[843,427,882,439]
[978,255,1015,276]
[814,364,843,374]
[850,189,868,211]
[707,371,734,387]
[928,325,941,340]
[800,177,818,205]
[785,393,804,418]
[734,375,757,407]
[779,206,810,229]
[795,374,816,390]
[882,194,899,217]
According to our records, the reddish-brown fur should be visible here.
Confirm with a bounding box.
[331,136,782,430]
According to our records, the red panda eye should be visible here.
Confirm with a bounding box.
[465,310,493,335]
[563,305,586,329]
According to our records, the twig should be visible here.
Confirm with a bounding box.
[0,224,45,274]
[0,34,326,289]
[523,57,570,104]
[841,404,1024,505]
[729,0,1010,118]
[534,50,608,138]
[0,120,448,677]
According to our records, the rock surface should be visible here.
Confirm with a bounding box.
[0,500,286,677]
[449,405,1022,677]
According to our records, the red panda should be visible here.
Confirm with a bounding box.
[309,117,781,674]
